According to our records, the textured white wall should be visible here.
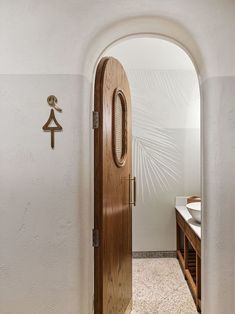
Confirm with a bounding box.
[0,1,235,314]
[105,38,200,252]
[0,75,93,313]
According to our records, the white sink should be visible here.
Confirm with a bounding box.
[186,202,201,223]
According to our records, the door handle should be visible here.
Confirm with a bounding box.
[129,176,136,206]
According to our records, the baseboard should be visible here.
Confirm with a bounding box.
[132,251,177,258]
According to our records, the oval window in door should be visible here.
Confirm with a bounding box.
[112,88,127,167]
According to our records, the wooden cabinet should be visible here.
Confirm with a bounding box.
[176,209,201,312]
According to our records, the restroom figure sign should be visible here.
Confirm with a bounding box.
[42,95,63,149]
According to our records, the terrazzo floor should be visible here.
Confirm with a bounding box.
[131,258,198,314]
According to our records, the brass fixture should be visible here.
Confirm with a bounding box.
[129,175,136,206]
[43,95,63,149]
[47,95,62,112]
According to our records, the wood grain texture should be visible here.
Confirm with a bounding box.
[94,57,132,314]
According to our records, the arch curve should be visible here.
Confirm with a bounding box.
[81,16,205,81]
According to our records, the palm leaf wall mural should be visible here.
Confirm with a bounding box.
[128,69,199,200]
[132,107,181,200]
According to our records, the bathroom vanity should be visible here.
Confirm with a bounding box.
[175,206,201,312]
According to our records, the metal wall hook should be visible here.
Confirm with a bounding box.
[47,95,62,112]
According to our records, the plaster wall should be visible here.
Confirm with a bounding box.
[0,1,235,314]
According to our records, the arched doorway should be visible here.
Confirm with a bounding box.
[93,36,201,313]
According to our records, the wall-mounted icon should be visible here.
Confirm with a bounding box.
[42,95,63,149]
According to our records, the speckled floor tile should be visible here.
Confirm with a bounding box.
[131,258,198,314]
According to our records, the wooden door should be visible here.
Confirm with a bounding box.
[94,57,133,314]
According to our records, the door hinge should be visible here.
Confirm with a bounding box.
[92,229,99,247]
[93,111,99,129]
